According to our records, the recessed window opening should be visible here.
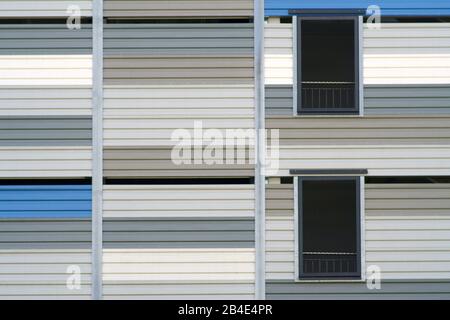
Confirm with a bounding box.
[298,177,361,279]
[297,18,359,114]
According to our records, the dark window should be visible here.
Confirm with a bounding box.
[298,177,361,279]
[296,17,360,114]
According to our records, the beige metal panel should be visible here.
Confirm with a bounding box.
[265,183,295,280]
[0,1,92,17]
[0,249,91,299]
[103,184,255,218]
[0,86,92,116]
[104,146,254,178]
[0,147,92,178]
[104,0,253,18]
[266,115,450,176]
[365,183,450,280]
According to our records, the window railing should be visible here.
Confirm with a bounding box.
[302,252,357,275]
[300,81,356,112]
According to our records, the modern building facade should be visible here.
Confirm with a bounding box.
[0,0,449,299]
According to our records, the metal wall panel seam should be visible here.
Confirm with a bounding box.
[254,0,266,300]
[92,0,103,300]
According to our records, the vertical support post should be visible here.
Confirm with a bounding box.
[358,15,364,116]
[254,0,266,300]
[92,0,103,300]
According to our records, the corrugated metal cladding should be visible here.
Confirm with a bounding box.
[266,181,450,299]
[100,2,256,300]
[0,185,91,299]
[0,23,92,178]
[102,184,255,299]
[265,0,450,16]
[103,22,255,178]
[264,20,450,177]
[104,0,253,17]
[0,1,92,17]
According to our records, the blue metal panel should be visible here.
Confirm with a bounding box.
[0,185,92,218]
[266,0,450,17]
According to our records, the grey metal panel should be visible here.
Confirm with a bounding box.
[0,24,92,54]
[0,116,92,146]
[104,24,253,55]
[266,85,450,116]
[104,147,254,178]
[103,218,255,248]
[103,0,253,18]
[266,115,450,145]
[265,85,293,116]
[266,280,450,299]
[0,219,91,249]
[365,85,450,115]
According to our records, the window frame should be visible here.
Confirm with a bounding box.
[295,176,363,280]
[293,15,363,116]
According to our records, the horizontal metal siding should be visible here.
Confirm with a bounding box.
[365,85,450,114]
[0,185,91,219]
[0,87,92,116]
[0,185,91,299]
[104,23,253,85]
[103,23,254,178]
[0,1,92,17]
[265,183,295,280]
[104,0,253,18]
[266,182,450,298]
[265,0,450,17]
[104,147,254,178]
[264,21,450,85]
[266,85,450,115]
[0,147,92,178]
[366,183,450,280]
[266,280,450,300]
[0,116,91,146]
[103,218,254,248]
[266,115,450,176]
[364,23,450,84]
[102,184,255,299]
[0,24,92,86]
[103,184,255,218]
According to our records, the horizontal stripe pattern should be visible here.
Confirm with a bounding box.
[266,280,450,300]
[104,0,253,18]
[0,185,91,219]
[0,1,92,17]
[0,116,92,146]
[266,84,450,115]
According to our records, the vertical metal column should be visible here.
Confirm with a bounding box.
[254,0,266,300]
[92,0,103,300]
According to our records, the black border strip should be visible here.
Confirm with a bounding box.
[104,177,255,185]
[290,169,368,175]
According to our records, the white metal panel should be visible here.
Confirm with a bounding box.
[0,1,92,17]
[104,85,254,147]
[104,185,255,218]
[0,147,92,178]
[0,249,91,299]
[365,183,450,280]
[268,145,450,177]
[0,87,91,116]
[0,55,92,86]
